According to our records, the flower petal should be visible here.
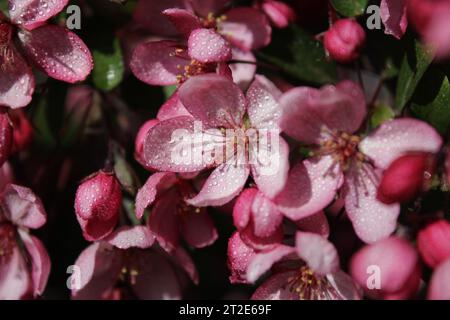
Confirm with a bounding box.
[9,0,69,30]
[188,28,232,63]
[360,118,443,170]
[251,191,284,238]
[135,172,178,219]
[233,188,257,230]
[295,231,339,275]
[280,81,366,144]
[229,49,256,90]
[157,90,191,121]
[19,25,93,83]
[181,208,218,248]
[186,163,250,207]
[227,232,257,284]
[170,247,199,285]
[179,74,246,128]
[163,8,201,38]
[274,156,343,220]
[428,258,450,300]
[219,7,271,51]
[105,225,155,250]
[130,40,189,86]
[251,270,299,300]
[0,241,30,300]
[380,0,408,39]
[295,211,330,238]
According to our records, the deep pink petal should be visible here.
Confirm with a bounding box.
[251,191,283,238]
[105,225,155,250]
[380,0,408,39]
[0,46,34,109]
[170,247,199,285]
[280,81,366,144]
[219,7,271,51]
[229,49,256,90]
[135,119,159,167]
[233,188,257,230]
[163,8,201,38]
[130,40,189,86]
[428,258,450,300]
[179,74,246,128]
[274,156,343,220]
[186,163,250,207]
[1,184,46,229]
[0,162,14,192]
[295,211,330,238]
[295,231,339,275]
[135,172,177,219]
[251,270,300,300]
[9,0,69,30]
[227,232,257,284]
[148,189,180,252]
[246,245,296,283]
[326,271,362,300]
[19,25,93,83]
[360,118,443,170]
[76,213,118,242]
[181,208,218,248]
[157,90,191,121]
[239,221,284,251]
[18,230,50,297]
[0,241,30,300]
[188,28,232,63]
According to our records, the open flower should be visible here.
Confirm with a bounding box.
[0,0,93,109]
[135,172,218,253]
[243,231,360,300]
[71,225,198,300]
[0,183,50,299]
[279,81,442,243]
[142,74,289,206]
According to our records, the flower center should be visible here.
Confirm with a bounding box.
[287,266,341,300]
[201,13,227,29]
[0,223,17,264]
[170,48,216,83]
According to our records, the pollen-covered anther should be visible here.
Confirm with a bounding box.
[201,12,226,29]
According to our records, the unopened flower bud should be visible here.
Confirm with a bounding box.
[324,19,366,64]
[418,220,450,268]
[377,153,435,204]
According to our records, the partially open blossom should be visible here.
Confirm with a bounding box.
[142,74,289,206]
[75,171,122,241]
[324,19,366,64]
[280,81,442,243]
[244,231,361,300]
[427,258,450,300]
[380,0,408,39]
[0,0,93,109]
[418,220,450,268]
[377,152,436,204]
[0,110,13,167]
[350,237,421,299]
[135,172,218,252]
[0,183,50,299]
[259,0,296,29]
[72,226,198,300]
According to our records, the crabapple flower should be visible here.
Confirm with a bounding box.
[74,171,122,241]
[245,231,361,300]
[324,19,366,64]
[377,152,436,204]
[427,258,450,300]
[0,110,13,167]
[258,0,296,29]
[0,1,93,109]
[135,172,218,252]
[0,183,50,300]
[417,220,450,268]
[280,81,442,243]
[350,237,421,300]
[72,225,198,300]
[142,74,289,206]
[380,0,408,39]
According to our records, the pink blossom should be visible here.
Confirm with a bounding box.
[324,19,366,64]
[135,172,218,252]
[418,220,450,268]
[244,231,361,300]
[141,74,289,206]
[71,225,197,300]
[427,258,450,300]
[350,236,421,299]
[0,1,93,109]
[377,152,436,204]
[74,171,122,241]
[380,0,408,39]
[0,109,13,167]
[0,183,50,299]
[280,81,442,243]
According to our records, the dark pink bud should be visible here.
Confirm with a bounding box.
[377,153,435,204]
[261,0,296,28]
[0,110,13,167]
[75,171,122,241]
[324,19,366,64]
[9,109,33,154]
[418,220,450,268]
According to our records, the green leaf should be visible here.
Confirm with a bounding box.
[258,25,337,85]
[395,40,434,112]
[92,38,124,91]
[114,150,140,196]
[163,85,177,100]
[331,0,368,17]
[410,69,450,135]
[370,104,395,129]
[0,0,8,13]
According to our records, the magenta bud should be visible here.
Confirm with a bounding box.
[75,171,122,241]
[0,110,13,167]
[324,19,366,64]
[377,153,435,204]
[418,220,450,268]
